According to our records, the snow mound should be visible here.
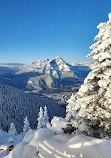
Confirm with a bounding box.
[48,116,68,134]
[0,131,23,158]
[4,128,111,158]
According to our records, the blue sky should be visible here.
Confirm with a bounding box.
[0,0,111,64]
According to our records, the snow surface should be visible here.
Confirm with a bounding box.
[4,129,111,158]
[0,131,23,158]
[1,117,111,158]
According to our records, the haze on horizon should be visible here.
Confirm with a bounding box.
[0,0,111,64]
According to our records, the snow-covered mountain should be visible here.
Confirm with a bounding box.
[0,58,91,92]
[0,84,65,133]
[15,57,90,91]
[17,57,76,78]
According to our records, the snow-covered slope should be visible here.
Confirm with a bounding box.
[4,128,111,158]
[0,84,65,133]
[0,117,111,158]
[0,131,23,158]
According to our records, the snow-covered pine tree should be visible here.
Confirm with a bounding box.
[43,105,49,126]
[66,13,111,138]
[37,107,44,129]
[23,116,31,134]
[8,123,17,135]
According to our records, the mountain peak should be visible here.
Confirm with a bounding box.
[55,56,63,60]
[32,57,64,65]
[16,57,75,77]
[16,57,78,90]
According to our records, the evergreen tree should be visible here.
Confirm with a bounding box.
[23,116,31,134]
[43,105,49,126]
[66,13,111,138]
[37,107,44,129]
[8,123,17,135]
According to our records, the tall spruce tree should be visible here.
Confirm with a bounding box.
[23,116,31,134]
[43,105,49,126]
[37,107,44,129]
[8,123,17,135]
[66,13,111,138]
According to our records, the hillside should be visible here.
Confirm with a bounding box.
[0,84,65,133]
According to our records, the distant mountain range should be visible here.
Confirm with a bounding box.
[0,63,24,68]
[0,57,91,91]
[71,62,92,67]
